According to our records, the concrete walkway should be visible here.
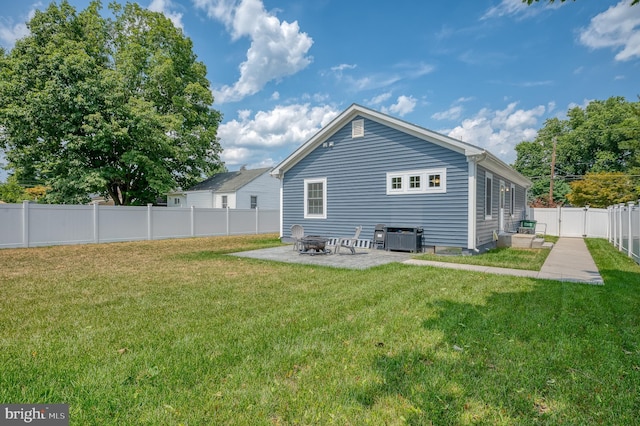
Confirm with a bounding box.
[405,237,604,285]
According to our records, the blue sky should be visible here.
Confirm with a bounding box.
[1,0,639,182]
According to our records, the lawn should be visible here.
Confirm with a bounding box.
[0,235,638,425]
[415,236,559,270]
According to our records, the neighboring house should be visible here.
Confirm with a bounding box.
[167,167,279,209]
[270,104,532,253]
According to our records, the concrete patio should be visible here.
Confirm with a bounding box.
[231,237,604,284]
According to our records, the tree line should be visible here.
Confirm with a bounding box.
[513,97,640,208]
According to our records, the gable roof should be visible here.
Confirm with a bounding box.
[270,104,531,188]
[188,167,272,192]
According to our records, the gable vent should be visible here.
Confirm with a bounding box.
[352,119,364,138]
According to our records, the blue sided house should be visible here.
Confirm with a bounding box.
[270,104,532,253]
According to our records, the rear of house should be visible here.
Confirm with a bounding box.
[271,104,530,253]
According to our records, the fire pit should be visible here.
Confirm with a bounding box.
[299,236,331,255]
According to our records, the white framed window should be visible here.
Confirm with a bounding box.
[221,195,228,209]
[304,178,327,219]
[386,169,446,195]
[352,119,364,138]
[250,195,257,209]
[510,183,516,216]
[409,175,421,190]
[485,172,493,220]
[388,175,403,193]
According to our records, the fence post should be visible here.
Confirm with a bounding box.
[611,206,615,243]
[628,202,634,258]
[226,206,230,236]
[190,206,195,237]
[557,205,562,237]
[612,204,620,247]
[147,203,153,240]
[582,205,589,238]
[93,203,99,243]
[618,203,624,251]
[22,200,29,248]
[255,207,259,234]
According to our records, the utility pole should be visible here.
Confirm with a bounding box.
[549,136,557,206]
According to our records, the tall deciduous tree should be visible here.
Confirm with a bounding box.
[0,1,223,205]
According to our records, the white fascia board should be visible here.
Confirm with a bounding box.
[480,153,532,189]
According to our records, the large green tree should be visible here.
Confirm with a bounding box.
[514,97,640,206]
[0,1,223,205]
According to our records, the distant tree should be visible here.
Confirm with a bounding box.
[25,185,49,201]
[567,172,637,208]
[0,1,223,205]
[514,97,640,205]
[523,0,639,5]
[0,176,28,203]
[618,101,640,177]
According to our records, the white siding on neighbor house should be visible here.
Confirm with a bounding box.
[216,193,235,208]
[169,195,186,207]
[235,172,280,209]
[186,191,214,208]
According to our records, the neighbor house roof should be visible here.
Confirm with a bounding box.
[188,167,272,192]
[270,104,531,188]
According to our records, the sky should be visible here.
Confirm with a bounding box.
[0,0,639,182]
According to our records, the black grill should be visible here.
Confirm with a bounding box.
[385,226,423,252]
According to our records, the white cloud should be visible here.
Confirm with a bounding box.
[381,95,417,117]
[328,62,434,92]
[196,0,313,103]
[331,63,357,73]
[368,92,392,105]
[432,106,463,121]
[432,97,474,121]
[147,0,184,29]
[579,0,640,61]
[218,104,339,167]
[445,102,547,164]
[481,0,557,20]
[0,3,40,49]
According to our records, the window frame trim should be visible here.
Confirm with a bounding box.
[386,168,446,195]
[510,183,516,217]
[303,177,327,219]
[485,171,493,220]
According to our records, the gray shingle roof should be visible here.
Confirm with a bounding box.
[187,167,271,192]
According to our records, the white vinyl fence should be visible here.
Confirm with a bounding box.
[607,202,640,264]
[0,201,279,249]
[529,207,608,238]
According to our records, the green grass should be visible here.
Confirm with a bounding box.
[1,235,638,425]
[415,236,560,271]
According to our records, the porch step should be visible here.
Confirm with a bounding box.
[532,237,546,249]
